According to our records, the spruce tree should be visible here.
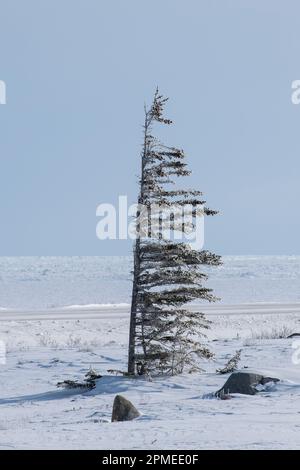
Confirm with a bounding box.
[128,89,221,376]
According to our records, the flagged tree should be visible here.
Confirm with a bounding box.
[127,89,221,376]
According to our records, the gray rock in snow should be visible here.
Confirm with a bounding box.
[111,395,140,422]
[216,372,280,397]
[287,333,300,338]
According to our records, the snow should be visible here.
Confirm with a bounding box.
[62,303,130,310]
[1,255,300,310]
[0,306,299,449]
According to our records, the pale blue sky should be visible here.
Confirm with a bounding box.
[0,0,299,255]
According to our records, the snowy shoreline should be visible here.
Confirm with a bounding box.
[1,302,300,321]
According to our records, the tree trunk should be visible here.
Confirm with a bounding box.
[127,237,140,375]
[127,112,148,375]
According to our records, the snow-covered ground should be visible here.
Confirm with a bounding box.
[0,305,299,449]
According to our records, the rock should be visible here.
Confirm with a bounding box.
[287,333,300,338]
[216,372,279,397]
[111,395,140,422]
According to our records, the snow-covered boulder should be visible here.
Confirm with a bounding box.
[111,395,140,422]
[216,372,279,397]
